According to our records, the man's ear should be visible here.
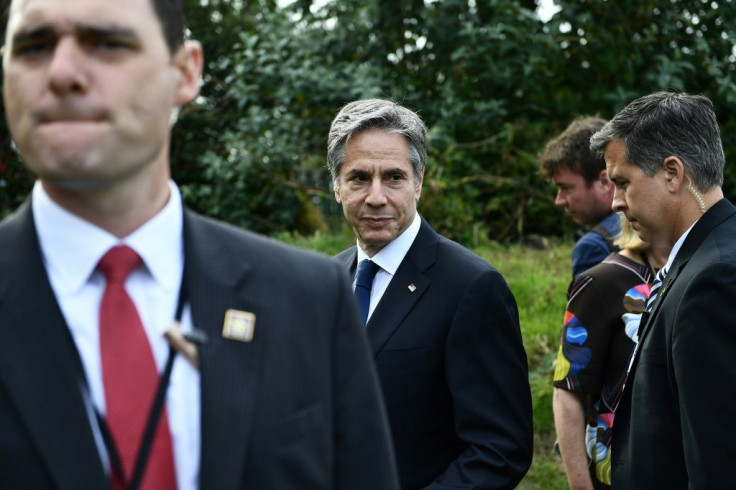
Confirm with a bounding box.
[334,180,342,204]
[662,156,685,190]
[414,172,424,201]
[173,40,204,106]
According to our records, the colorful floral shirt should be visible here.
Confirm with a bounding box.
[553,253,653,488]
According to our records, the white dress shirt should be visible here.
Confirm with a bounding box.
[355,212,422,322]
[662,221,696,273]
[32,181,200,490]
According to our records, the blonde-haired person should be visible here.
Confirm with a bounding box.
[552,213,669,489]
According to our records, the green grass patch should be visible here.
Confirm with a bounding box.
[477,241,570,488]
[278,230,571,488]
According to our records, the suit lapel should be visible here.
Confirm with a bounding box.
[364,219,438,355]
[0,204,107,489]
[636,198,736,346]
[183,211,262,489]
[366,260,430,354]
[337,248,358,277]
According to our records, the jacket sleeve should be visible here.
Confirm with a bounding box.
[426,268,533,489]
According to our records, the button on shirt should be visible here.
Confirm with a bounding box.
[32,181,200,490]
[355,213,421,322]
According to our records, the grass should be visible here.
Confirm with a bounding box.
[277,229,572,489]
[476,242,570,489]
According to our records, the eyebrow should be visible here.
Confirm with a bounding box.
[11,23,140,47]
[344,167,409,176]
[10,25,55,46]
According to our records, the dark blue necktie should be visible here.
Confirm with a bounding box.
[355,260,380,326]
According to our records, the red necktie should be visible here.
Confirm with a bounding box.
[98,245,176,490]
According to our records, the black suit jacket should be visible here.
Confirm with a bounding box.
[336,218,533,490]
[0,202,400,490]
[612,198,736,489]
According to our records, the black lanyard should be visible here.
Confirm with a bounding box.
[95,266,189,490]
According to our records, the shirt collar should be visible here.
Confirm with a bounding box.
[357,212,421,275]
[32,180,184,293]
[664,220,697,272]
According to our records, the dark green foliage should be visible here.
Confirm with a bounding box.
[2,0,735,247]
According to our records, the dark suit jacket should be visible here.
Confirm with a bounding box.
[0,202,400,490]
[336,218,533,490]
[612,198,736,489]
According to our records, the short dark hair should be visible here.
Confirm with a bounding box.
[539,116,607,185]
[151,0,187,54]
[1,0,186,54]
[590,92,725,191]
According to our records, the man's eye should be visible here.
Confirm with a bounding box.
[87,37,133,52]
[97,39,129,50]
[13,40,52,57]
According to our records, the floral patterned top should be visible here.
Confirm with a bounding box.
[553,252,653,488]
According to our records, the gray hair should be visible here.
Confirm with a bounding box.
[590,91,725,191]
[326,99,427,183]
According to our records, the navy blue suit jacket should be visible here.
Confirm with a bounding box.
[0,202,399,489]
[613,198,736,488]
[337,218,533,489]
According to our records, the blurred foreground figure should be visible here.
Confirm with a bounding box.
[0,0,399,488]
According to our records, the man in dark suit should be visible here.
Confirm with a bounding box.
[590,91,736,488]
[326,99,533,489]
[0,1,399,488]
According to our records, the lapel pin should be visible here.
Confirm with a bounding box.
[408,284,417,292]
[222,309,256,343]
[661,277,674,296]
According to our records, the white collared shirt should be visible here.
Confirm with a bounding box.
[32,181,200,490]
[662,221,697,273]
[355,212,421,321]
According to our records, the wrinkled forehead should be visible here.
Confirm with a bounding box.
[6,0,157,40]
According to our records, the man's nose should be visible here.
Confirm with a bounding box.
[554,188,566,206]
[611,189,626,212]
[47,39,89,96]
[365,179,388,206]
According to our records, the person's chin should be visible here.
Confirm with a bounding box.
[358,231,393,249]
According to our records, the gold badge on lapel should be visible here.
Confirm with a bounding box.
[222,309,256,342]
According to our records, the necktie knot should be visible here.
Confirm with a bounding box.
[99,245,141,284]
[356,260,380,289]
[646,265,669,313]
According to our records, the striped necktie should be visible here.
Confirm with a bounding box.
[646,265,669,313]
